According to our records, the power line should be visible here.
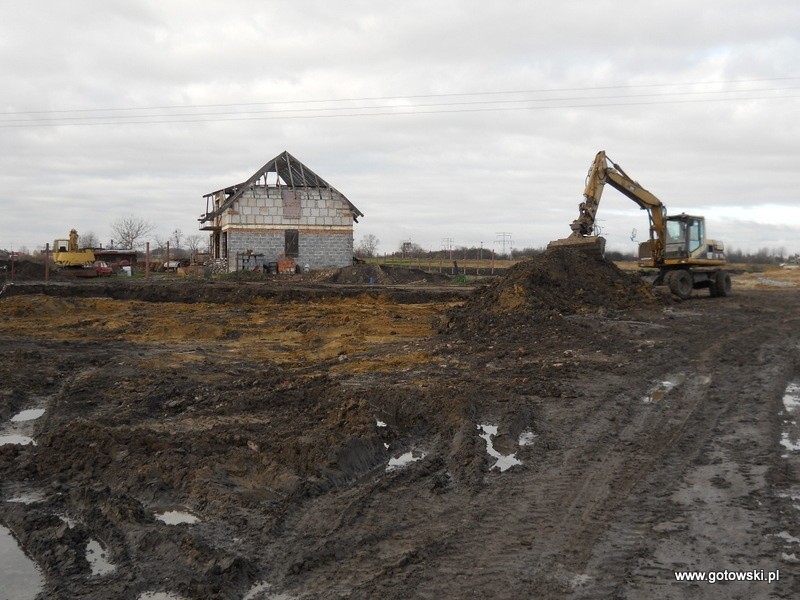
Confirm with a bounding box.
[3,86,798,125]
[3,75,798,116]
[0,91,796,129]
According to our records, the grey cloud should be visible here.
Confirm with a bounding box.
[1,1,798,255]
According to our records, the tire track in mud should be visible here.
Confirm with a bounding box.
[571,303,800,599]
[404,300,798,600]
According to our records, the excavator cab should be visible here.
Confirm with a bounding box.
[664,214,705,259]
[639,213,725,267]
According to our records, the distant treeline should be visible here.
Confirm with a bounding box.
[382,244,797,265]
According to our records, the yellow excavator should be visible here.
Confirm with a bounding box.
[53,229,112,277]
[549,151,730,299]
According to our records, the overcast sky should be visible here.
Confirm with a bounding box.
[2,0,798,257]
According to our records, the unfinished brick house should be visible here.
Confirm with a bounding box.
[199,151,363,272]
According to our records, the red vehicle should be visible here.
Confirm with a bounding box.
[72,261,113,278]
[92,261,113,276]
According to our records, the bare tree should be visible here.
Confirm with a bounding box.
[111,216,154,250]
[399,241,424,258]
[80,231,100,248]
[184,234,204,256]
[153,235,169,256]
[355,234,380,258]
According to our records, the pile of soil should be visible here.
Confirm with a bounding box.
[445,247,659,340]
[324,264,451,285]
[0,259,48,281]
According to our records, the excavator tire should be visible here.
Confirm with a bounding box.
[666,270,693,300]
[710,270,732,297]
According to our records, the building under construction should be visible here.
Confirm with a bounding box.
[199,151,363,272]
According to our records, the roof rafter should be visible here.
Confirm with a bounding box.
[200,150,363,223]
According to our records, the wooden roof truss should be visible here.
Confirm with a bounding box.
[199,150,363,224]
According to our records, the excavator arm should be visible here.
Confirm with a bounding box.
[567,151,608,237]
[551,151,667,264]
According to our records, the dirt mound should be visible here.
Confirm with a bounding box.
[445,247,659,340]
[0,259,48,281]
[325,263,451,285]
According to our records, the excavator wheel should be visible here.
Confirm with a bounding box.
[666,270,693,300]
[709,270,732,297]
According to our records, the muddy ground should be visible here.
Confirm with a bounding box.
[1,252,799,599]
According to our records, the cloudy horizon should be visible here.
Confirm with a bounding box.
[2,1,798,257]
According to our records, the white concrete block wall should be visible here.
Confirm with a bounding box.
[220,186,353,228]
[217,184,356,271]
[226,229,353,271]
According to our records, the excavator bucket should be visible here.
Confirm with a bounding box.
[546,235,606,257]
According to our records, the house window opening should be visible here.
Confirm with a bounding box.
[284,230,299,257]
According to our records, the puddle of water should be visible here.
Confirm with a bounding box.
[242,582,297,600]
[478,424,522,472]
[86,538,116,576]
[776,531,800,544]
[0,525,44,600]
[777,491,800,512]
[784,381,800,413]
[10,408,45,423]
[518,431,536,447]
[59,514,78,528]
[780,381,800,458]
[643,374,685,403]
[155,509,200,525]
[570,573,592,588]
[782,553,799,563]
[757,277,796,288]
[780,432,800,453]
[386,450,425,472]
[6,491,46,505]
[243,582,272,600]
[0,434,36,446]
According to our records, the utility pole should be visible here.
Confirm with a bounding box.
[441,237,454,261]
[496,232,513,257]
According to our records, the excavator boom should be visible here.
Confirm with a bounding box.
[548,151,667,262]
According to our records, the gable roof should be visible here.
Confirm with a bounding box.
[200,150,363,223]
